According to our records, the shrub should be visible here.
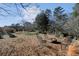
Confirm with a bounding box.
[0,32,3,39]
[7,32,16,38]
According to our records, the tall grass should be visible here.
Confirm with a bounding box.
[0,32,74,56]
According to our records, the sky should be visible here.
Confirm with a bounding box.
[0,3,75,27]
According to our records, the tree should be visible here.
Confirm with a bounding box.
[63,4,79,40]
[44,9,55,33]
[72,3,79,17]
[35,12,49,34]
[53,6,68,34]
[45,9,52,18]
[10,23,23,31]
[0,3,39,22]
[22,20,34,32]
[64,16,79,38]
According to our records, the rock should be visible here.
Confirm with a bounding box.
[0,35,3,39]
[3,35,9,39]
[8,33,16,38]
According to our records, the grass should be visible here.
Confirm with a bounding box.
[67,40,79,56]
[24,31,38,35]
[0,31,78,56]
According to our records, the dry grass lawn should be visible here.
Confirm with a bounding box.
[0,32,79,56]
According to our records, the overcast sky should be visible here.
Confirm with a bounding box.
[0,3,74,27]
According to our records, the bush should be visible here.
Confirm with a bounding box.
[0,32,3,39]
[7,32,16,38]
[5,28,16,33]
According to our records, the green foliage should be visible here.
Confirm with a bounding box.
[73,11,79,17]
[10,23,23,31]
[35,12,49,34]
[54,6,68,20]
[45,9,56,34]
[64,16,79,37]
[45,9,52,18]
[53,6,68,34]
[72,3,79,17]
[63,3,79,38]
[0,32,3,39]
